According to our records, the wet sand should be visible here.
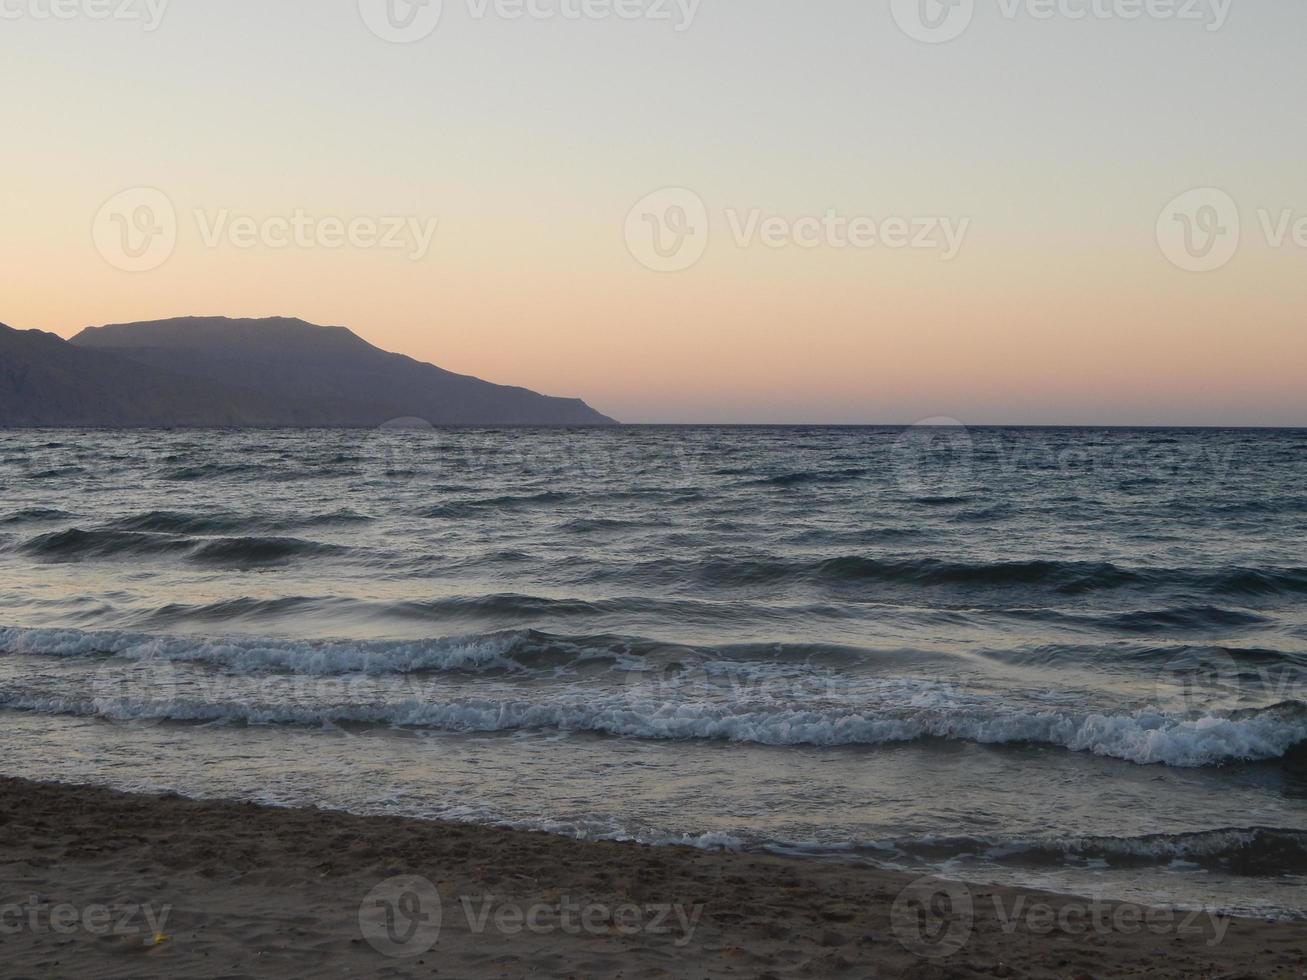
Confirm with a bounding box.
[1,776,1304,979]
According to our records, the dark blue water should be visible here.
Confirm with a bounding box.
[1,425,1305,915]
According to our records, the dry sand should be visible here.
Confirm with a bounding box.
[1,777,1304,979]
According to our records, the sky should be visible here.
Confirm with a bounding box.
[2,0,1304,425]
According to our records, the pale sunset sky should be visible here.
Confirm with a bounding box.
[2,0,1304,424]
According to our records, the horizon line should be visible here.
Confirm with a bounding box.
[2,423,1305,431]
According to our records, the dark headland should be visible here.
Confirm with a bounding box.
[0,316,616,427]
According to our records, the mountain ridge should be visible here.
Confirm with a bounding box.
[0,316,616,427]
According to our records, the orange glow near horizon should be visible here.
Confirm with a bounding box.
[3,4,1305,425]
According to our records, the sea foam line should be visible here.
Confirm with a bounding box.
[0,683,1302,768]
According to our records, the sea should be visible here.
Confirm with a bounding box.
[1,425,1304,917]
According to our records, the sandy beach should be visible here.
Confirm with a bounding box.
[0,777,1302,979]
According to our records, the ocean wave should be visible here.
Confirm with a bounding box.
[610,555,1146,593]
[1,657,1302,766]
[105,509,372,535]
[1168,496,1307,517]
[162,462,265,481]
[428,806,746,853]
[19,528,195,560]
[1197,567,1307,596]
[157,459,365,482]
[188,536,345,566]
[17,528,345,566]
[873,827,1307,876]
[416,491,573,519]
[132,595,593,624]
[0,507,73,525]
[105,511,248,535]
[11,622,1300,686]
[986,642,1307,673]
[951,503,1015,523]
[296,509,374,527]
[556,517,648,533]
[819,557,1141,591]
[0,624,866,676]
[142,597,348,624]
[1101,606,1270,633]
[11,697,1307,767]
[747,468,870,487]
[825,559,1306,596]
[0,625,532,675]
[603,555,1307,599]
[371,592,839,627]
[999,827,1307,875]
[785,527,931,545]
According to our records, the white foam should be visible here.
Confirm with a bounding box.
[1,679,1302,768]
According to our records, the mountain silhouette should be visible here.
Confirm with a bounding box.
[0,316,616,426]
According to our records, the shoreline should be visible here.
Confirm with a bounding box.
[2,777,1305,978]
